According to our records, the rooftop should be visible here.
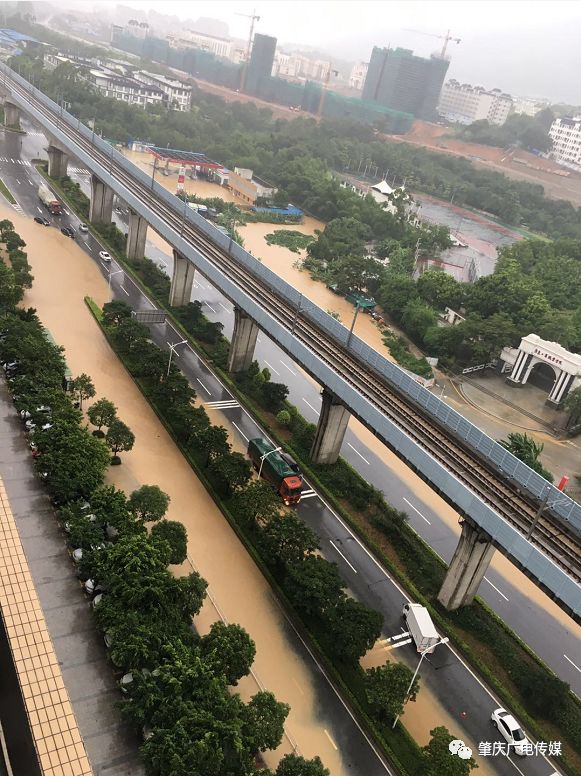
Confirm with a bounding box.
[147,146,222,167]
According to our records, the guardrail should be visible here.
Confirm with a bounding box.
[3,63,579,617]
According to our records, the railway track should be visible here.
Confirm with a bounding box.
[11,74,581,584]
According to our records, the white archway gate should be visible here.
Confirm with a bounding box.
[504,334,581,405]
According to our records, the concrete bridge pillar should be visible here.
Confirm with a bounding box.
[227,307,259,373]
[89,174,114,224]
[438,520,495,611]
[126,209,148,261]
[47,145,69,179]
[169,248,195,307]
[310,388,350,465]
[3,100,20,128]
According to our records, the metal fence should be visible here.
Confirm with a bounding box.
[4,65,579,614]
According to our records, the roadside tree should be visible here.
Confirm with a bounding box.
[106,419,135,464]
[500,432,553,482]
[422,726,477,775]
[87,397,117,437]
[275,754,330,776]
[283,555,345,617]
[241,691,290,753]
[261,513,319,568]
[365,661,419,721]
[325,597,384,663]
[34,422,110,503]
[128,484,170,524]
[200,621,256,686]
[150,519,188,565]
[102,299,132,327]
[71,373,95,409]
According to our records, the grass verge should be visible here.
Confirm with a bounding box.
[55,172,579,775]
[85,296,423,776]
[0,176,17,205]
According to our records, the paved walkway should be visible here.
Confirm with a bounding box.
[0,376,144,776]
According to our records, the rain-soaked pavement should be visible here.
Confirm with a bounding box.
[0,120,571,776]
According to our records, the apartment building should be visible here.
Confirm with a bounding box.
[349,62,369,90]
[438,80,513,125]
[87,69,165,109]
[181,30,232,59]
[549,117,581,170]
[512,95,550,117]
[134,70,192,111]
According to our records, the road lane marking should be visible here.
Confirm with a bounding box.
[218,301,231,314]
[302,398,320,415]
[329,540,358,574]
[323,729,338,750]
[347,442,370,465]
[204,301,217,314]
[483,576,509,601]
[121,286,130,296]
[300,490,317,499]
[264,360,280,376]
[292,677,305,695]
[564,654,581,672]
[91,210,548,773]
[403,497,432,525]
[279,359,297,375]
[36,206,42,213]
[15,178,20,184]
[207,400,240,409]
[196,378,211,395]
[232,422,249,442]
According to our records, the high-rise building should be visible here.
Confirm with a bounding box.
[438,80,513,125]
[245,33,277,95]
[549,116,581,171]
[349,62,369,90]
[362,46,449,121]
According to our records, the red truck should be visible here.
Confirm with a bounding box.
[38,184,63,215]
[247,437,303,505]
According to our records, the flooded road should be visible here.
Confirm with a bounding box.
[111,152,581,684]
[3,204,372,775]
[119,150,395,358]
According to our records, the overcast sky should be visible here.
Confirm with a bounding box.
[65,1,581,102]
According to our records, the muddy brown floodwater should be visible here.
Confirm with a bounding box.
[4,205,353,773]
[124,153,580,640]
[122,150,395,358]
[4,202,505,774]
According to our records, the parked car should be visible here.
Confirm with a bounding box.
[20,405,51,419]
[78,223,89,233]
[34,216,50,226]
[61,226,75,238]
[99,250,112,263]
[491,708,529,756]
[2,360,19,372]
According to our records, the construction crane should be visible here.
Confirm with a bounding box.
[237,8,261,91]
[403,28,461,59]
[317,65,339,119]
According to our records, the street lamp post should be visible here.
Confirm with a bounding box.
[346,303,362,347]
[392,636,449,729]
[107,268,123,297]
[526,485,569,540]
[258,446,282,478]
[166,339,188,377]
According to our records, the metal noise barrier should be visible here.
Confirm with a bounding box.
[4,62,579,534]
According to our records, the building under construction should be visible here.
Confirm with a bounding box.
[362,46,449,121]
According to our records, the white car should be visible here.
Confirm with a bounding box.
[78,223,89,233]
[99,251,112,263]
[491,708,529,756]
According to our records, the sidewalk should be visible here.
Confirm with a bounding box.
[0,377,144,776]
